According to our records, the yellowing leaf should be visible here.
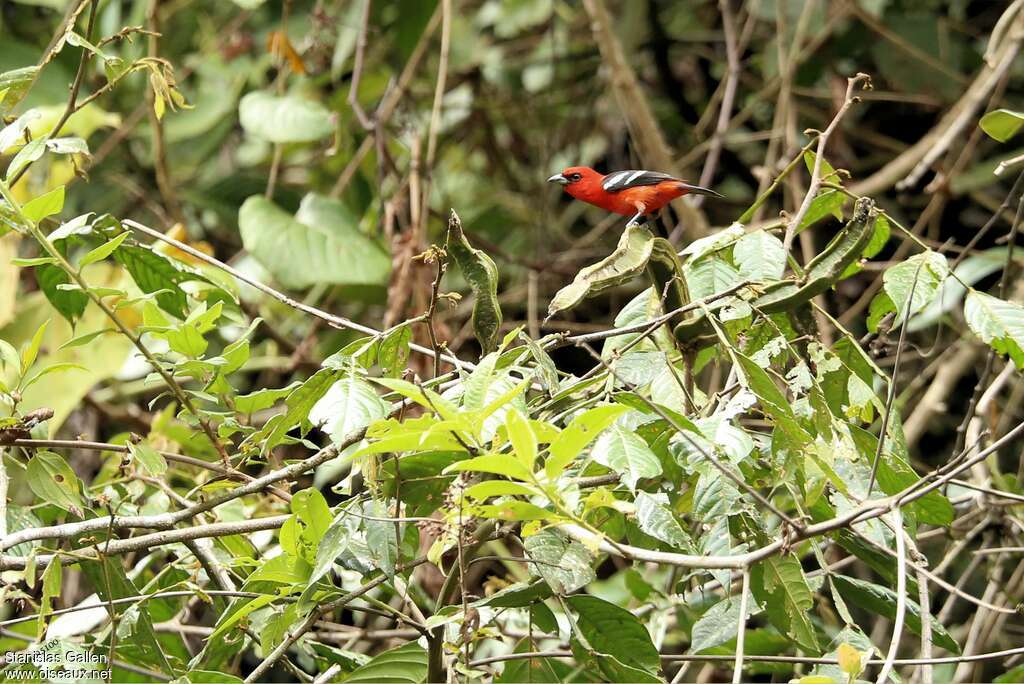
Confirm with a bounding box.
[837,642,862,677]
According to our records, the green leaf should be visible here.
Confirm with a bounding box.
[523,528,595,594]
[505,408,538,473]
[734,230,785,281]
[234,383,299,414]
[849,424,953,526]
[591,424,662,490]
[309,370,389,445]
[292,487,332,547]
[476,501,557,521]
[129,441,167,477]
[36,263,88,324]
[0,109,40,153]
[446,211,503,353]
[79,231,129,267]
[36,558,62,639]
[238,90,333,143]
[566,594,660,673]
[685,255,743,299]
[799,190,847,231]
[6,137,46,180]
[114,244,202,319]
[734,352,811,445]
[964,289,1024,368]
[912,248,1007,331]
[373,377,459,419]
[209,594,277,641]
[239,194,389,290]
[980,108,1024,142]
[21,185,64,223]
[881,251,949,326]
[691,595,745,653]
[344,641,428,684]
[750,554,819,653]
[995,664,1024,683]
[634,491,694,552]
[832,576,959,653]
[477,580,553,608]
[546,404,629,479]
[26,450,85,515]
[0,67,39,114]
[365,500,399,577]
[77,557,173,671]
[446,452,533,481]
[20,319,48,373]
[308,514,351,588]
[259,368,339,448]
[464,480,539,500]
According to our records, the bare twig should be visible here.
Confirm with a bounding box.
[876,508,907,684]
[781,73,869,257]
[732,567,750,684]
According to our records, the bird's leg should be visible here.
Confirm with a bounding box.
[626,202,648,228]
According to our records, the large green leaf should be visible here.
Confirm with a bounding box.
[344,641,428,684]
[258,367,339,448]
[36,263,88,324]
[684,255,743,299]
[964,289,1024,369]
[26,450,85,514]
[309,368,389,445]
[114,244,204,319]
[691,595,747,653]
[750,554,819,653]
[566,595,660,674]
[734,230,785,281]
[446,211,502,353]
[590,424,662,490]
[238,194,389,290]
[912,248,1008,331]
[238,90,333,143]
[832,575,959,653]
[523,528,595,594]
[634,491,694,552]
[880,251,949,326]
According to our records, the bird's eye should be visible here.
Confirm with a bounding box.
[570,173,582,182]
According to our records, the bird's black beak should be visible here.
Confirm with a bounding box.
[547,173,568,185]
[679,182,723,198]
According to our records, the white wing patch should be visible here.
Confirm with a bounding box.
[601,170,677,193]
[602,171,630,191]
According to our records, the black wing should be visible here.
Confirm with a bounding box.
[601,170,679,193]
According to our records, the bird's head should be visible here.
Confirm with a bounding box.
[547,166,602,198]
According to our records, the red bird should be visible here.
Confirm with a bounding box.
[548,166,721,227]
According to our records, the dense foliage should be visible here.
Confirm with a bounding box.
[3,1,1024,682]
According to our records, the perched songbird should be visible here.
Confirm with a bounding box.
[548,166,721,227]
